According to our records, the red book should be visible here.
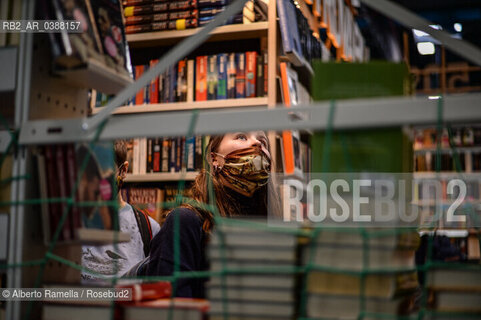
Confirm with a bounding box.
[149,59,159,103]
[44,145,63,241]
[116,281,172,302]
[245,51,257,97]
[195,56,207,101]
[135,65,145,105]
[65,144,81,233]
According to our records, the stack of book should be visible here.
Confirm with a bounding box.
[123,0,199,34]
[426,267,481,318]
[207,220,298,320]
[303,228,420,319]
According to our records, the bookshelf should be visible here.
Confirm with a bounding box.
[7,1,481,320]
[91,97,268,114]
[127,22,269,48]
[125,171,198,183]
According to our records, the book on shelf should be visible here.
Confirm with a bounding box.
[88,0,130,75]
[207,55,218,100]
[42,0,105,70]
[235,52,246,98]
[121,187,164,222]
[217,53,227,100]
[195,55,207,101]
[245,51,257,98]
[276,0,303,66]
[227,53,236,99]
[37,142,119,243]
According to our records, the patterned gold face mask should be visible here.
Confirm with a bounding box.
[214,146,271,197]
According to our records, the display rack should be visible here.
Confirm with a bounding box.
[4,0,481,320]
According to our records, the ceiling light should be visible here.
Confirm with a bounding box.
[417,42,435,55]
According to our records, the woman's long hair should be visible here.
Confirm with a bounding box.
[182,134,282,232]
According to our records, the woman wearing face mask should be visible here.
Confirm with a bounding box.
[137,131,281,298]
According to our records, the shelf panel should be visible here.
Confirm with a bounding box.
[127,22,269,48]
[91,97,268,115]
[414,146,481,154]
[125,171,198,182]
[413,172,481,179]
[55,58,133,95]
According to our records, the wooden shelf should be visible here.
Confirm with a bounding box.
[127,22,269,48]
[55,58,133,95]
[91,97,268,115]
[125,171,198,182]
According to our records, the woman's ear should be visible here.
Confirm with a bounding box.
[120,161,129,178]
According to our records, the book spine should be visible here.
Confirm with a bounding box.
[235,53,246,98]
[139,138,147,174]
[176,137,183,172]
[207,54,218,100]
[169,63,178,103]
[186,136,195,171]
[134,65,145,105]
[245,51,257,98]
[217,53,227,100]
[169,0,197,11]
[198,0,227,8]
[147,138,153,173]
[132,138,140,174]
[153,138,161,173]
[263,52,268,96]
[186,59,195,103]
[195,56,207,101]
[227,53,236,99]
[161,138,170,172]
[195,135,203,170]
[163,68,170,103]
[256,52,264,97]
[177,59,187,102]
[149,59,159,104]
[144,64,150,104]
[170,138,177,173]
[169,9,198,20]
[199,6,225,18]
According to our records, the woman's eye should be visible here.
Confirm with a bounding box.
[236,134,247,140]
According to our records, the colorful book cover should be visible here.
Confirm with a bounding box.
[75,142,118,230]
[276,0,304,66]
[235,53,246,98]
[245,51,257,98]
[87,0,129,74]
[207,54,218,100]
[217,53,227,100]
